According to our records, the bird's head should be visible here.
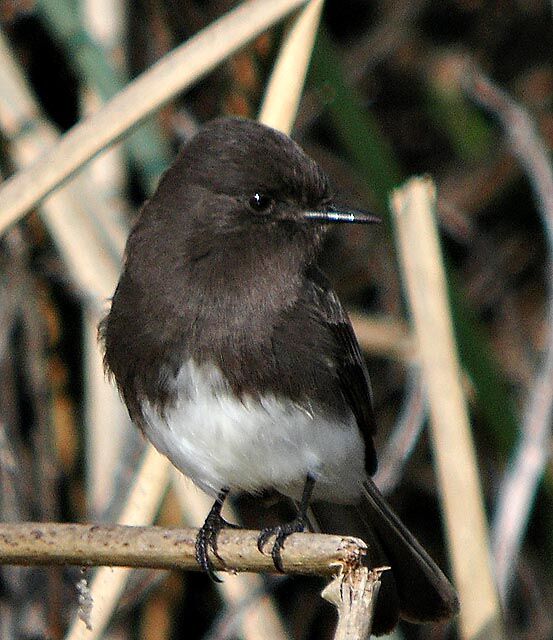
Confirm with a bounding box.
[137,118,379,263]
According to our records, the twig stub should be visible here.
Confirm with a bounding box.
[322,566,387,640]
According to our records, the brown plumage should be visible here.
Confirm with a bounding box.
[101,117,458,634]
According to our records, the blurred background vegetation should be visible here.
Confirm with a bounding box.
[0,0,552,639]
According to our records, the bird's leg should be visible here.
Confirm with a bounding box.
[195,488,240,583]
[257,475,316,572]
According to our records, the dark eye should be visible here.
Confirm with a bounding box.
[249,193,273,213]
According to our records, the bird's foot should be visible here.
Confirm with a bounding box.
[195,491,240,583]
[257,516,306,573]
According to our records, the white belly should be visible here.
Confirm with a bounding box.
[140,360,365,503]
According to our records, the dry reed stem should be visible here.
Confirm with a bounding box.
[258,0,324,132]
[0,29,123,302]
[0,28,131,518]
[391,177,504,640]
[0,0,308,232]
[83,313,131,516]
[81,0,127,203]
[80,0,131,522]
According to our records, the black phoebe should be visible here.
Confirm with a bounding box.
[100,117,458,634]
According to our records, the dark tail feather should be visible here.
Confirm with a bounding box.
[358,479,459,625]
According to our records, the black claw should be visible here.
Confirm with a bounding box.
[257,518,306,573]
[257,475,316,573]
[195,489,240,582]
[195,522,224,583]
[256,528,273,554]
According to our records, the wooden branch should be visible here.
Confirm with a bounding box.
[0,523,367,576]
[322,567,386,640]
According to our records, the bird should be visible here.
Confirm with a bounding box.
[100,116,458,634]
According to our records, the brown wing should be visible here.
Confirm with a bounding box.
[307,266,378,475]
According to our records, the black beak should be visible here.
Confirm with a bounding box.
[302,205,381,225]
